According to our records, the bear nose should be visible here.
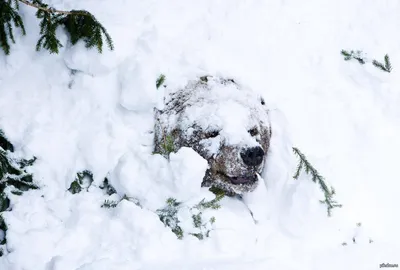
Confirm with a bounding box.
[240,147,265,166]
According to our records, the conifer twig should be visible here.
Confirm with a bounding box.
[372,54,392,73]
[292,147,342,216]
[18,0,87,16]
[1,0,113,54]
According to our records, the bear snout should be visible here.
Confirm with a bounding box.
[240,146,264,167]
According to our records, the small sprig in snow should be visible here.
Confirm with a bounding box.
[156,74,166,89]
[156,198,184,239]
[372,54,392,73]
[293,147,342,217]
[341,50,366,64]
[101,194,142,209]
[0,129,38,257]
[68,170,93,194]
[341,49,392,73]
[156,194,224,240]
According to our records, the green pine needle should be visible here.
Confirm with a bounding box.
[62,10,114,53]
[0,130,38,257]
[0,0,26,55]
[0,129,14,152]
[372,60,386,72]
[292,147,342,217]
[384,54,392,72]
[340,49,366,65]
[157,195,222,240]
[156,74,166,89]
[192,213,202,228]
[1,1,114,55]
[193,194,224,210]
[372,54,392,73]
[101,199,118,208]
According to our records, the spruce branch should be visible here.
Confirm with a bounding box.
[68,170,93,194]
[156,197,184,239]
[1,0,113,55]
[61,10,114,53]
[372,54,392,73]
[0,130,37,257]
[157,194,223,240]
[193,193,224,210]
[341,49,366,65]
[99,178,116,196]
[342,49,393,73]
[0,129,14,152]
[101,199,118,208]
[156,74,166,89]
[35,9,63,53]
[0,0,26,55]
[384,54,392,72]
[292,147,342,216]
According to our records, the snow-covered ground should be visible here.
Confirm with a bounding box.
[1,0,400,269]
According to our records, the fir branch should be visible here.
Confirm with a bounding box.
[2,176,38,191]
[157,197,184,239]
[384,54,392,72]
[61,10,114,53]
[68,180,81,194]
[101,199,118,208]
[292,147,342,216]
[18,156,37,169]
[0,132,37,257]
[1,0,114,55]
[99,178,116,196]
[121,194,142,207]
[372,54,392,73]
[193,193,224,210]
[68,170,93,194]
[0,130,14,152]
[372,60,386,72]
[192,213,202,228]
[341,49,352,61]
[0,193,9,212]
[35,9,63,53]
[0,0,26,55]
[156,195,221,240]
[156,74,166,89]
[341,49,366,65]
[154,131,175,158]
[76,170,93,185]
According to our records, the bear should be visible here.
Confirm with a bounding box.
[154,76,271,196]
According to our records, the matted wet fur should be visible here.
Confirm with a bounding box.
[154,76,271,196]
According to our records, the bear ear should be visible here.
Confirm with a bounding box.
[154,107,163,118]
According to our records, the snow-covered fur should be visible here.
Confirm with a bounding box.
[154,76,271,195]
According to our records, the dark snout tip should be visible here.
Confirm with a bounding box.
[240,146,265,167]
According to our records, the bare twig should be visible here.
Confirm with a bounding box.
[18,0,89,16]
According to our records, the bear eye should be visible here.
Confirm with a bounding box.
[205,130,219,138]
[248,128,258,136]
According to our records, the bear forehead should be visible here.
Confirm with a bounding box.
[181,100,266,131]
[161,77,270,145]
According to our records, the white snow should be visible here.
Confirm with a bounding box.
[169,147,208,201]
[161,77,270,148]
[0,0,400,269]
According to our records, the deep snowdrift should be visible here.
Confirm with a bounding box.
[1,0,400,269]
